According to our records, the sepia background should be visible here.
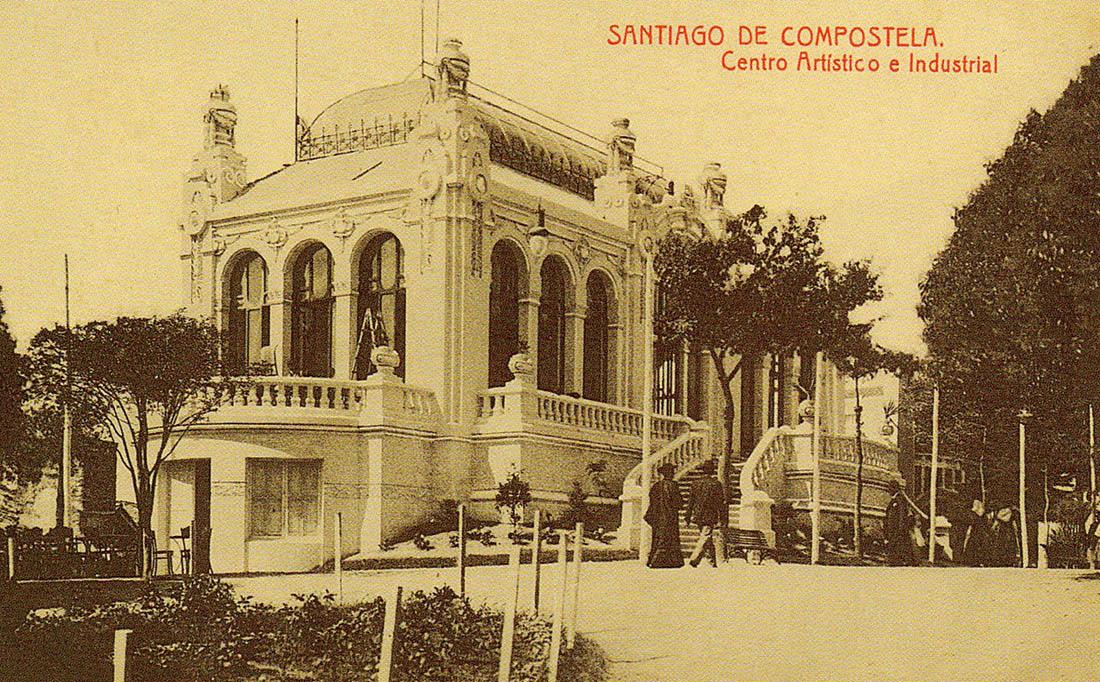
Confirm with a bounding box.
[0,1,1097,358]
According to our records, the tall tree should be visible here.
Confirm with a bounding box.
[0,286,28,525]
[24,314,242,576]
[654,206,882,485]
[919,54,1100,520]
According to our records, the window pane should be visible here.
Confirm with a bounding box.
[249,460,284,537]
[287,462,320,536]
[379,236,398,289]
[312,248,331,299]
[246,257,266,304]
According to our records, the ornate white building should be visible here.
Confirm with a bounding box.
[144,40,902,573]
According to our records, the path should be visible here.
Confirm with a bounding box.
[230,561,1100,681]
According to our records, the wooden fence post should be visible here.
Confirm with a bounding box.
[547,531,570,681]
[532,510,542,612]
[378,584,402,682]
[498,545,522,682]
[458,504,467,598]
[6,536,14,580]
[113,629,131,682]
[334,512,343,604]
[566,522,583,650]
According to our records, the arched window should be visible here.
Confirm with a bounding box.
[227,252,270,375]
[537,256,569,394]
[583,271,611,402]
[355,233,406,379]
[290,243,334,377]
[488,241,524,387]
[653,286,683,416]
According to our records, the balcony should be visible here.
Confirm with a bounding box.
[202,371,441,433]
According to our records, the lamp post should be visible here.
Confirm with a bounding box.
[810,351,824,565]
[928,387,940,564]
[638,232,656,566]
[1018,408,1032,568]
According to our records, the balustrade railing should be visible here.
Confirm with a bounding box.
[622,423,711,490]
[476,384,692,442]
[820,435,895,470]
[214,376,440,422]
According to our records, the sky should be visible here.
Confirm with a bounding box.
[0,1,1097,355]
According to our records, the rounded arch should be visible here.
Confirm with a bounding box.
[488,238,529,388]
[223,249,271,375]
[583,268,616,402]
[537,253,573,394]
[288,241,335,377]
[353,231,406,379]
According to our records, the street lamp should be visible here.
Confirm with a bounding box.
[638,230,656,566]
[1018,408,1033,568]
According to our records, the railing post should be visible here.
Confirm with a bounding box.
[113,629,131,682]
[498,545,522,682]
[566,522,583,650]
[457,504,467,598]
[547,531,569,682]
[378,585,402,682]
[532,510,543,613]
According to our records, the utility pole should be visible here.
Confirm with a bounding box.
[810,351,824,565]
[928,387,939,564]
[638,234,655,565]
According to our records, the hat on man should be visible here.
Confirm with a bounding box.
[656,462,677,477]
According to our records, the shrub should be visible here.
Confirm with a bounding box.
[5,576,605,681]
[495,470,532,534]
[412,534,434,552]
[562,479,589,528]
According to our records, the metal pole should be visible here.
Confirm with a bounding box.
[113,629,131,682]
[7,536,14,580]
[810,351,823,565]
[929,387,940,564]
[61,254,72,530]
[638,248,655,565]
[547,532,568,681]
[532,509,542,612]
[293,17,299,162]
[457,503,467,597]
[1090,405,1096,512]
[378,585,402,682]
[498,545,521,682]
[1019,414,1029,568]
[566,522,583,649]
[334,512,343,603]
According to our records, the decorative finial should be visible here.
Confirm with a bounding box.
[699,162,727,209]
[607,118,636,173]
[436,38,470,100]
[204,84,237,149]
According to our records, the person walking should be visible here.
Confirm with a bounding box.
[645,463,684,568]
[884,481,916,566]
[685,459,727,567]
[961,497,992,567]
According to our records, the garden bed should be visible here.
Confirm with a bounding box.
[1,574,610,681]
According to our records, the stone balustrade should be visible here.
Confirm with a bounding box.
[202,373,441,431]
[475,378,692,446]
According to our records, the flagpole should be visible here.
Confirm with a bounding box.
[294,18,300,163]
[928,387,939,564]
[810,351,823,565]
[638,237,655,566]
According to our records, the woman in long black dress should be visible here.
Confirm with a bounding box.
[645,463,684,568]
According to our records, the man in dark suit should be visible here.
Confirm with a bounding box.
[685,459,727,567]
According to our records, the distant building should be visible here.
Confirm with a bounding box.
[131,40,902,573]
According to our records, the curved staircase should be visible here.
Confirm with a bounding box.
[676,462,743,558]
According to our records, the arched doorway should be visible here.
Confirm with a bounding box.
[289,243,334,377]
[537,255,571,394]
[583,270,613,402]
[488,240,526,387]
[225,251,270,375]
[355,233,406,379]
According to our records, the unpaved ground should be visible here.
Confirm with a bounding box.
[231,561,1100,682]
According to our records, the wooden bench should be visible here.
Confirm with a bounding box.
[726,529,779,565]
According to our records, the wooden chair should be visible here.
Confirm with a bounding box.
[171,526,192,575]
[152,535,174,576]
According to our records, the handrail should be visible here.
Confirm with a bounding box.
[217,375,440,419]
[738,426,794,502]
[622,422,711,490]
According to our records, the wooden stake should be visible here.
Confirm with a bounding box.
[6,536,14,580]
[458,503,467,598]
[547,532,569,682]
[498,545,522,682]
[334,512,343,603]
[929,387,940,564]
[378,585,402,682]
[113,629,131,682]
[566,522,583,650]
[532,510,543,612]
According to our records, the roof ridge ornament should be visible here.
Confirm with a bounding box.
[435,38,470,101]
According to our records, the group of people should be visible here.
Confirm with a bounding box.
[883,481,1023,567]
[645,459,727,568]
